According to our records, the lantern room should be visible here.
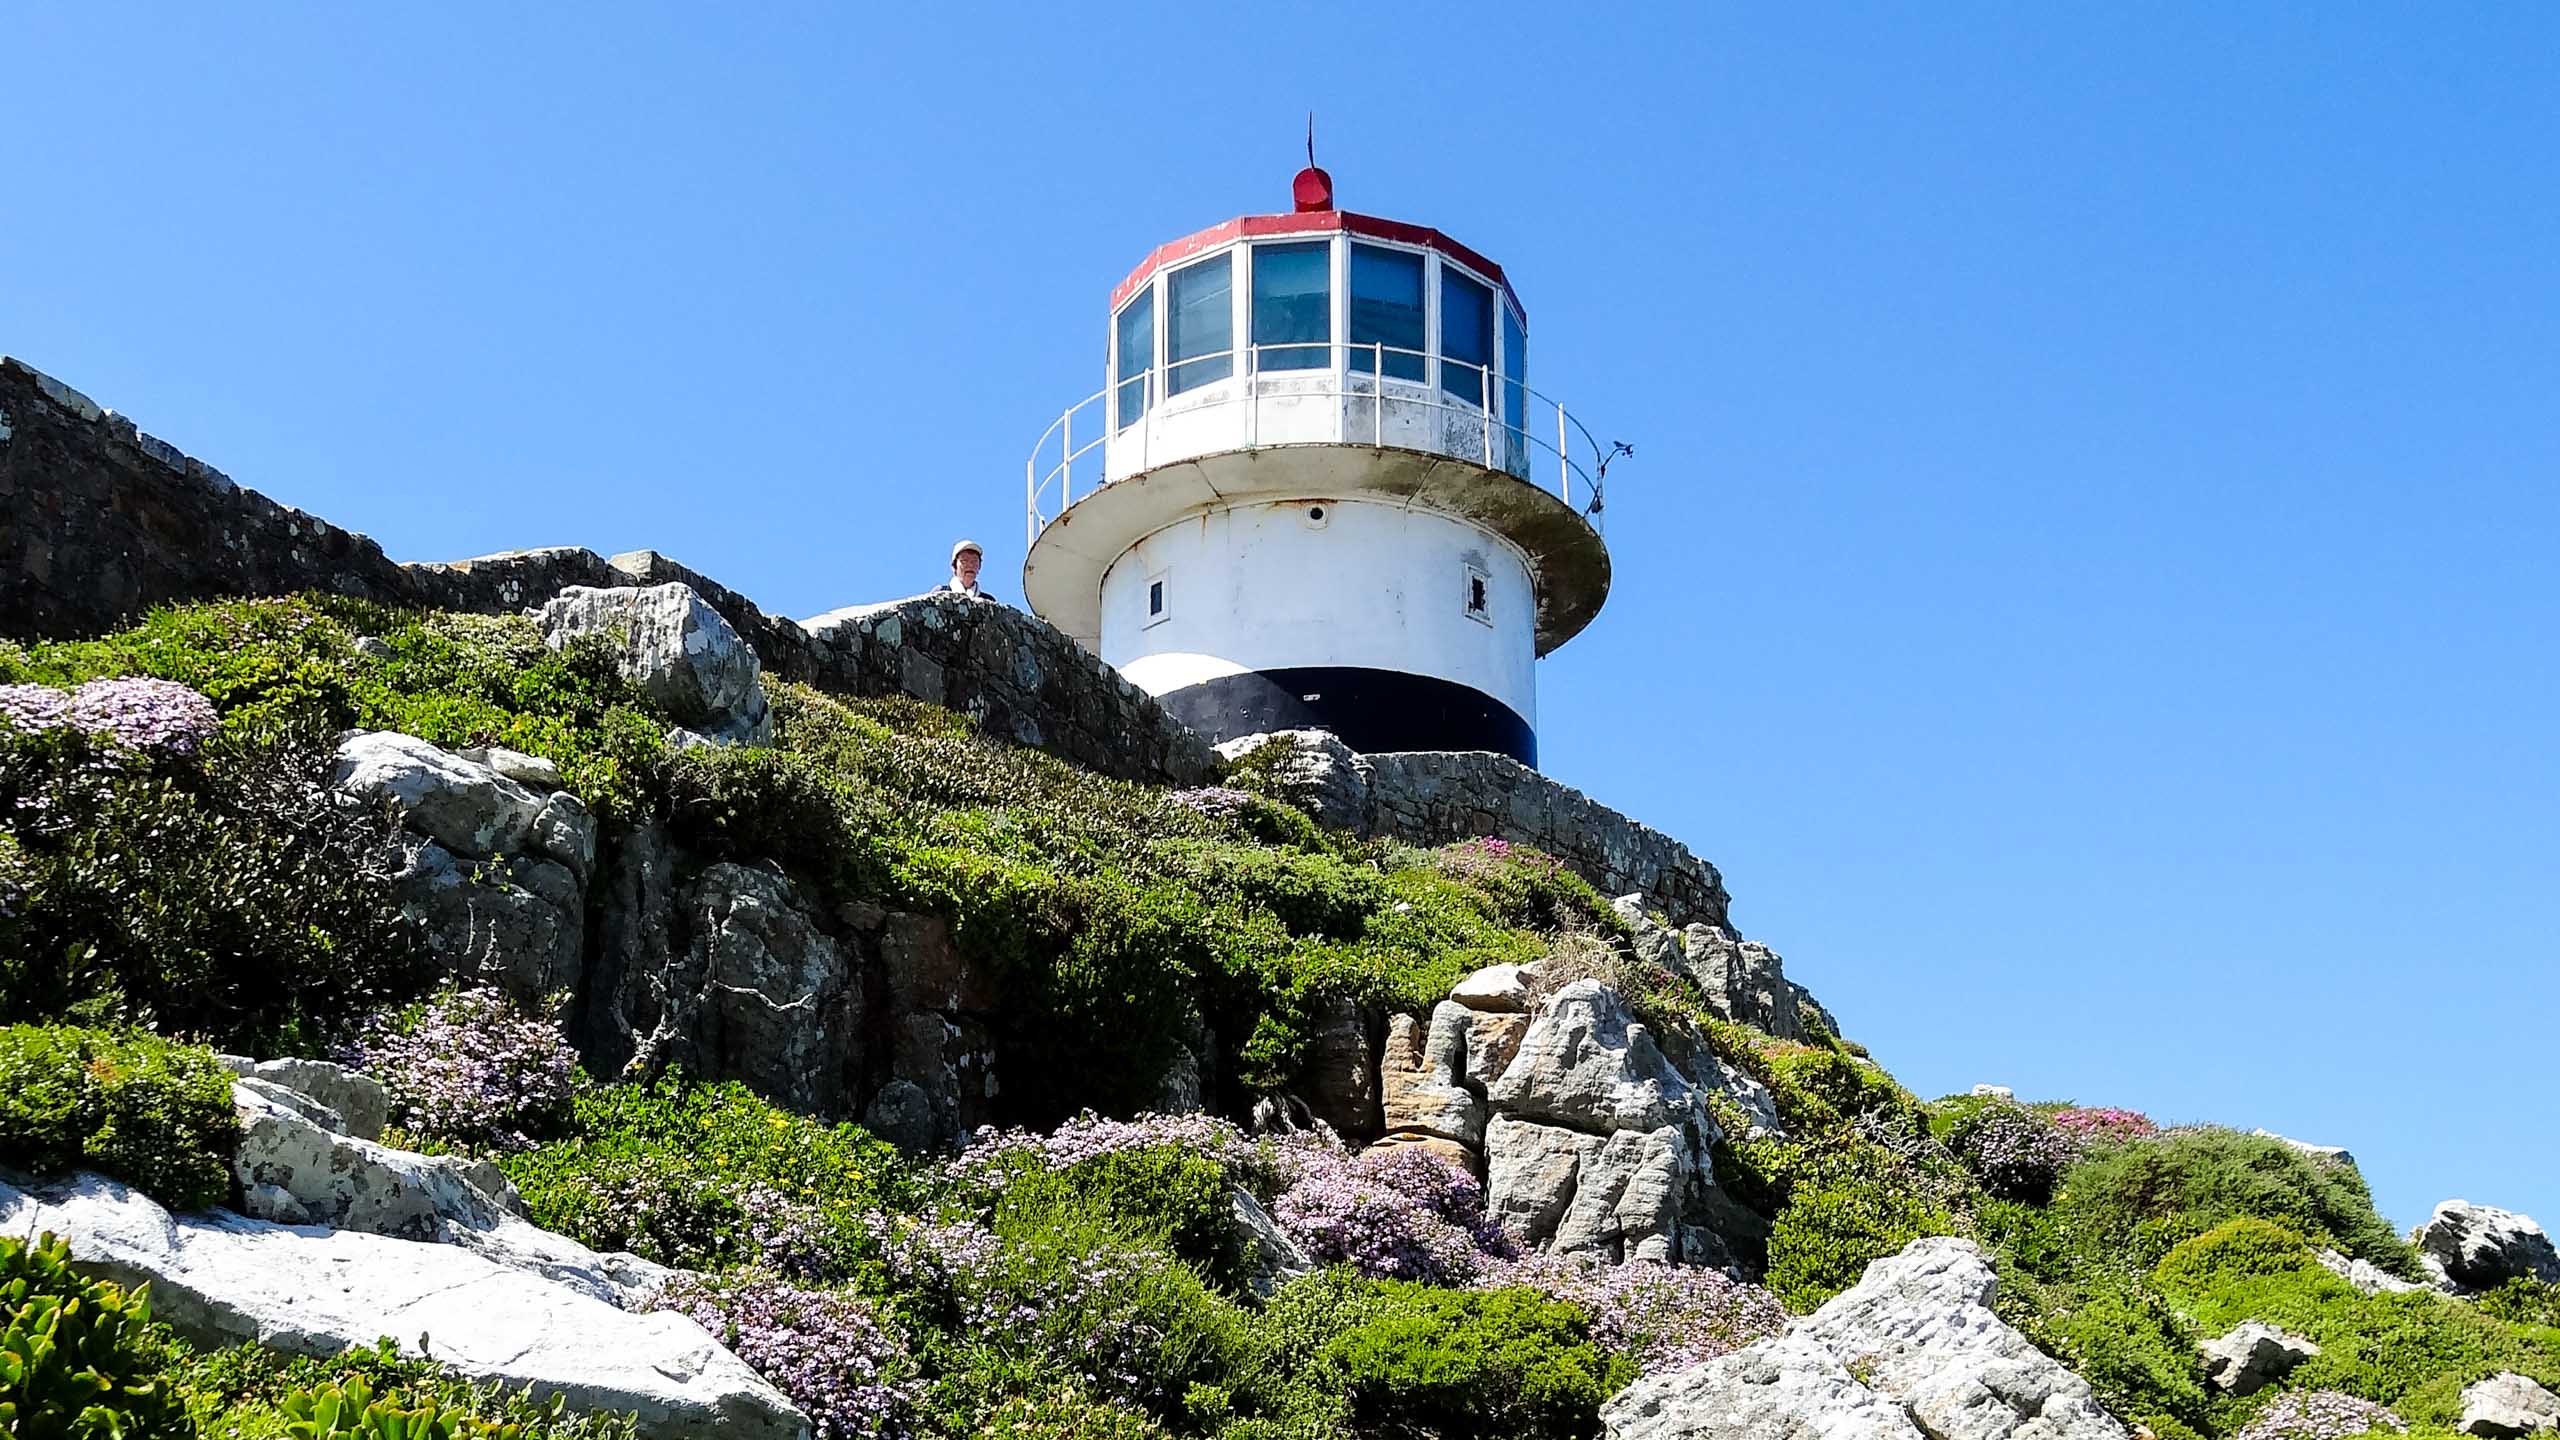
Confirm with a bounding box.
[1023,168,1614,769]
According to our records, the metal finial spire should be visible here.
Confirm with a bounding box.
[1307,112,1316,169]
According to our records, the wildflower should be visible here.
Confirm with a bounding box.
[657,1275,923,1440]
[2233,1391,2406,1440]
[355,987,578,1152]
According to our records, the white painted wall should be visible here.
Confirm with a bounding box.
[1100,497,1537,723]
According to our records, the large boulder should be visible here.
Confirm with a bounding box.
[0,1173,801,1440]
[1790,1238,2125,1440]
[2201,1322,2319,1397]
[1612,1239,2123,1440]
[2462,1374,2560,1439]
[1488,980,1718,1139]
[2419,1202,2560,1289]
[1606,1333,1928,1440]
[332,731,595,998]
[538,583,772,746]
[1300,996,1379,1140]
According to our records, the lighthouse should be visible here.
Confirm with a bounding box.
[1023,164,1611,769]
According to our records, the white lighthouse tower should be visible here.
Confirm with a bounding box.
[1024,163,1611,768]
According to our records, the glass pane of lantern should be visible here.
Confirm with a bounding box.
[1166,254,1233,396]
[1115,289,1153,431]
[1502,304,1528,474]
[1252,241,1331,371]
[1441,268,1494,406]
[1348,244,1426,381]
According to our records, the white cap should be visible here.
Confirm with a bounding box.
[950,538,983,564]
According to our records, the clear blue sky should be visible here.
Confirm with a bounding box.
[5,5,2553,1232]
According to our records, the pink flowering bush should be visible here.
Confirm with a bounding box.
[1490,1253,1787,1376]
[656,1274,924,1440]
[1272,1143,1516,1286]
[1164,786,1256,821]
[2050,1106,2160,1146]
[0,678,219,760]
[359,986,578,1152]
[2232,1391,2405,1440]
[955,1111,1280,1193]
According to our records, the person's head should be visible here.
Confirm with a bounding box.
[950,539,983,588]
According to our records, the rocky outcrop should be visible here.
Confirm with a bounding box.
[1300,997,1380,1141]
[1614,896,1832,1043]
[219,1056,390,1141]
[2462,1374,2560,1439]
[2253,1129,2357,1168]
[2418,1201,2560,1290]
[1214,729,1371,831]
[539,583,772,747]
[1232,1185,1315,1300]
[333,730,596,999]
[1477,980,1733,1266]
[1609,1238,2127,1440]
[1,1173,800,1440]
[2201,1322,2319,1397]
[866,909,1000,1150]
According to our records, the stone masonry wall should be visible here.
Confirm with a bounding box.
[1369,751,1734,933]
[0,356,1214,786]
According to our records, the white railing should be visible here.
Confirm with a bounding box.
[1026,341,1615,547]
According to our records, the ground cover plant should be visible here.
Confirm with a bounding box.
[0,1025,236,1210]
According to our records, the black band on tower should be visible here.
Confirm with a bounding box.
[1158,667,1535,767]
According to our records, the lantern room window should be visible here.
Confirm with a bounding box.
[1167,254,1234,397]
[1252,242,1330,371]
[1440,269,1494,407]
[1349,243,1427,381]
[1115,290,1153,431]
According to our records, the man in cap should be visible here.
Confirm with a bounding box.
[948,538,990,599]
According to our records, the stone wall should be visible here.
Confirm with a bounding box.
[0,356,1214,786]
[1220,730,1734,934]
[1366,750,1732,933]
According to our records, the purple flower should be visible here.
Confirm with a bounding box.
[63,678,220,758]
[0,684,70,734]
[2233,1391,2406,1440]
[1271,1143,1516,1286]
[356,986,578,1152]
[1952,1103,2083,1203]
[1489,1253,1786,1375]
[1166,786,1256,820]
[954,1110,1276,1190]
[656,1274,923,1440]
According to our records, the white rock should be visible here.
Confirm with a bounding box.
[458,745,566,790]
[2419,1201,2560,1289]
[1971,1085,2016,1101]
[538,584,771,746]
[240,1057,391,1141]
[1232,1185,1314,1299]
[1605,1332,1928,1440]
[2462,1373,2560,1439]
[333,732,593,876]
[2315,1247,2423,1295]
[1791,1238,2126,1440]
[2201,1321,2319,1396]
[1451,963,1535,1013]
[2253,1129,2357,1168]
[1212,729,1371,830]
[0,1173,801,1440]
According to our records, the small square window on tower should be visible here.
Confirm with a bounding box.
[1463,563,1492,625]
[1145,568,1171,628]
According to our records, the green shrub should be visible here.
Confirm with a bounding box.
[2150,1219,2560,1421]
[0,722,427,1052]
[2059,1130,2413,1274]
[1252,1270,1632,1440]
[0,1230,190,1440]
[176,1337,637,1440]
[2481,1279,2560,1331]
[1763,1142,1959,1311]
[498,1075,899,1275]
[0,1027,236,1211]
[992,1146,1248,1293]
